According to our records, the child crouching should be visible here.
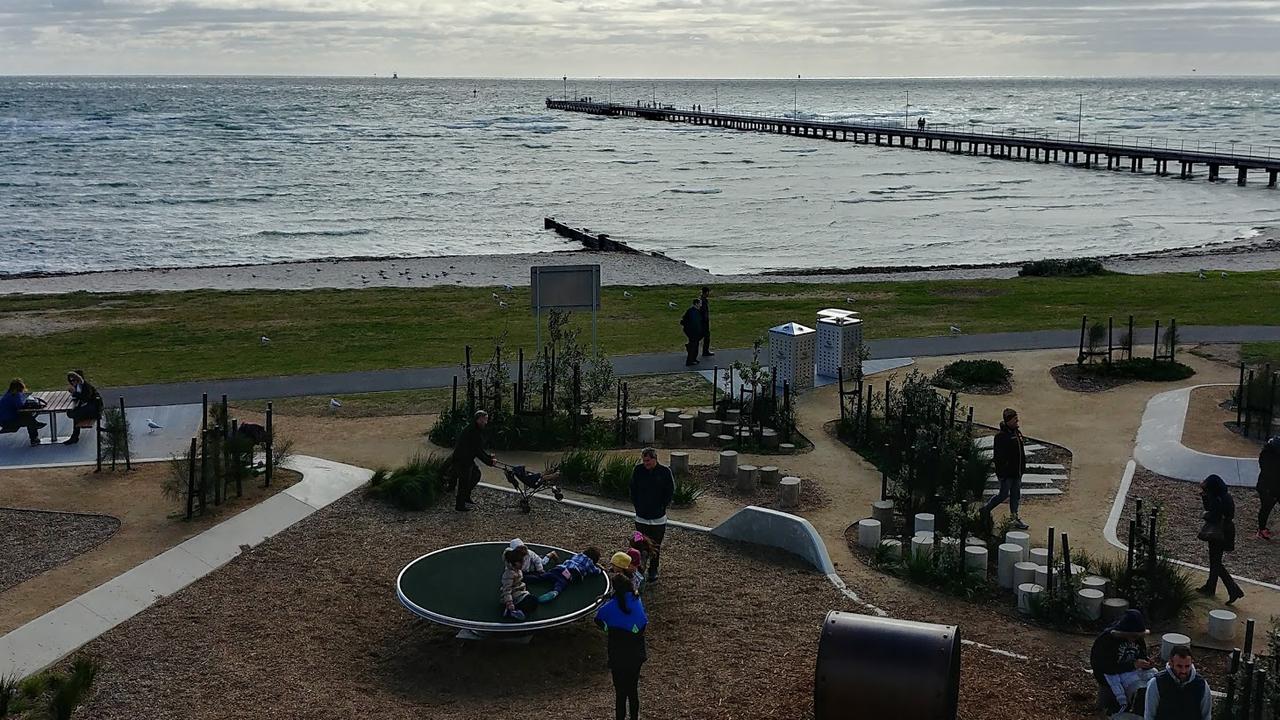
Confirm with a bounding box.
[523,546,603,603]
[500,547,539,621]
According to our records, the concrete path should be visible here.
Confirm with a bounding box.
[100,325,1280,408]
[0,404,202,470]
[0,455,372,679]
[1134,384,1260,487]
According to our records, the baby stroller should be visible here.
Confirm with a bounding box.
[496,461,564,513]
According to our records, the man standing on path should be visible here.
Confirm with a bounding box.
[982,407,1028,530]
[680,298,704,367]
[631,447,674,583]
[449,410,495,512]
[699,286,714,358]
[1143,645,1211,720]
[1256,437,1280,539]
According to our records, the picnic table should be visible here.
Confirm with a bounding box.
[19,390,76,445]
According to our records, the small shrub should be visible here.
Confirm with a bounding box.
[49,656,98,720]
[366,454,450,511]
[1108,358,1196,382]
[1029,572,1088,628]
[672,474,705,506]
[0,673,16,717]
[18,673,48,700]
[1018,258,1105,277]
[932,360,1011,390]
[1095,554,1197,627]
[557,449,605,487]
[99,406,132,468]
[598,455,633,498]
[870,540,902,570]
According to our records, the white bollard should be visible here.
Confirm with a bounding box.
[1076,589,1105,621]
[880,539,903,561]
[1034,565,1050,588]
[1017,583,1043,615]
[1029,547,1049,565]
[963,545,988,576]
[695,408,715,432]
[1082,575,1109,596]
[1101,598,1130,622]
[669,451,690,477]
[914,513,935,535]
[1161,633,1192,661]
[636,414,656,444]
[858,519,883,549]
[1013,561,1037,588]
[997,543,1023,589]
[1208,610,1237,642]
[871,500,895,526]
[1005,530,1031,553]
[719,450,739,478]
[663,408,682,424]
[678,414,695,437]
[911,534,934,560]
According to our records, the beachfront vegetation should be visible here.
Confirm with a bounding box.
[1018,258,1106,277]
[4,270,1280,388]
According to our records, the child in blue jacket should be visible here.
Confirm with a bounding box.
[523,546,603,602]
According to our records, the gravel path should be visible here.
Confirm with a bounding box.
[72,487,1100,719]
[1129,467,1280,585]
[0,509,120,594]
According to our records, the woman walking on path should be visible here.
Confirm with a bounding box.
[1197,474,1244,605]
[1255,437,1280,539]
[596,581,648,720]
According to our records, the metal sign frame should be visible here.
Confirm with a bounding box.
[530,264,602,353]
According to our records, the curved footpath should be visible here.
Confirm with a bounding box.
[1134,384,1260,486]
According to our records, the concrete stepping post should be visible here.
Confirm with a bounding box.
[1077,589,1105,620]
[911,533,934,560]
[704,419,723,439]
[1160,633,1191,661]
[663,422,683,446]
[997,543,1023,588]
[778,442,796,453]
[1013,561,1037,588]
[1034,565,1051,588]
[858,519,882,549]
[913,513,935,535]
[1208,609,1237,642]
[1017,583,1043,615]
[696,408,715,432]
[1005,530,1030,553]
[678,414,695,437]
[636,414,656,444]
[761,428,780,449]
[779,476,801,508]
[1028,547,1049,565]
[719,450,739,478]
[1082,575,1108,596]
[725,408,741,423]
[1101,598,1130,622]
[663,408,682,424]
[626,415,638,440]
[963,545,988,575]
[716,434,734,446]
[691,432,710,448]
[669,451,689,477]
[759,466,780,486]
[736,464,758,492]
[871,500,895,527]
[880,539,902,561]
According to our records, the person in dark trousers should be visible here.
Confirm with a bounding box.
[0,378,46,446]
[1090,609,1154,714]
[449,410,495,511]
[630,447,674,583]
[63,370,102,445]
[981,408,1028,530]
[1144,645,1211,720]
[1198,473,1244,604]
[680,298,703,367]
[699,286,714,358]
[595,580,647,720]
[1256,437,1280,539]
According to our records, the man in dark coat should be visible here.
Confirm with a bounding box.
[630,447,674,583]
[1089,609,1153,713]
[1198,474,1243,604]
[699,286,714,358]
[981,407,1028,530]
[449,410,495,511]
[1143,645,1211,720]
[1256,437,1280,539]
[680,298,703,367]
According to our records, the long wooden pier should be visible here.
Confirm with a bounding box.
[547,99,1279,188]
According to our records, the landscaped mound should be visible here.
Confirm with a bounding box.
[931,360,1012,395]
[1050,358,1195,393]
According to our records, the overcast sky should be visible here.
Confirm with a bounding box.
[3,0,1279,77]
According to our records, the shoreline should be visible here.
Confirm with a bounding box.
[2,229,1278,295]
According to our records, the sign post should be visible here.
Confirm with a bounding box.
[530,264,602,355]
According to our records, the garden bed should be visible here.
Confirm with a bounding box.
[931,360,1013,396]
[0,509,120,594]
[69,487,1107,720]
[1129,466,1280,586]
[1050,360,1195,394]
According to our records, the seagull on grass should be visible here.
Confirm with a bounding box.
[668,301,677,309]
[1221,271,1229,279]
[503,284,514,291]
[146,419,163,432]
[950,325,962,335]
[492,292,501,300]
[499,300,509,309]
[623,291,633,299]
[846,297,855,305]
[259,335,270,346]
[329,398,342,411]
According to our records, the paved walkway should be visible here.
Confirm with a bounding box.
[0,404,202,470]
[1134,384,1260,486]
[0,455,372,679]
[102,325,1280,407]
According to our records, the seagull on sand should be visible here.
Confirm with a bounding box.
[146,419,163,432]
[259,335,270,346]
[950,325,962,335]
[329,398,342,410]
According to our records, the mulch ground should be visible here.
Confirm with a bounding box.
[933,379,1013,396]
[687,462,830,512]
[1049,363,1137,393]
[71,487,1100,720]
[0,509,120,594]
[1130,466,1280,586]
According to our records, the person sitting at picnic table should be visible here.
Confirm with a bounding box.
[63,369,103,445]
[0,378,47,446]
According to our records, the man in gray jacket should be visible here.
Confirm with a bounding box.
[1144,645,1210,720]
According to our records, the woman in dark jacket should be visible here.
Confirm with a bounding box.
[1199,474,1244,604]
[1256,437,1280,539]
[595,580,648,720]
[64,369,103,445]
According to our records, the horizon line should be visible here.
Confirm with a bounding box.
[3,73,1279,81]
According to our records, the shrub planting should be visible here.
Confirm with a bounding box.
[931,359,1011,391]
[1018,258,1105,277]
[366,454,451,511]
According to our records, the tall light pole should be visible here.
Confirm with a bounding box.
[1077,93,1083,142]
[563,75,567,101]
[715,85,718,113]
[905,90,910,128]
[794,74,800,118]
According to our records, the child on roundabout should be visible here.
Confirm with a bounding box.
[500,547,541,621]
[523,546,604,603]
[595,573,648,720]
[507,538,558,574]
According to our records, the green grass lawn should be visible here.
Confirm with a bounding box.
[3,270,1276,388]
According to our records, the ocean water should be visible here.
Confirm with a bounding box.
[1,76,1278,276]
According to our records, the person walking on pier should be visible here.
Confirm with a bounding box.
[680,298,704,367]
[982,408,1028,530]
[699,286,714,358]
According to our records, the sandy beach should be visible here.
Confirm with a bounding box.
[2,228,1277,295]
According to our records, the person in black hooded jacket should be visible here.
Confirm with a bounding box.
[680,298,703,367]
[1256,437,1280,539]
[1198,474,1244,604]
[1089,608,1153,713]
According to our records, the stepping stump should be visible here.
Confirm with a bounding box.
[1160,633,1191,661]
[1034,565,1051,588]
[914,513,935,535]
[779,442,796,453]
[871,500,895,527]
[761,428,780,449]
[704,419,724,439]
[626,415,638,440]
[759,466,780,486]
[910,533,934,560]
[857,519,882,549]
[636,414,656,444]
[1081,575,1108,596]
[663,422,683,446]
[1076,589,1104,621]
[1013,561,1037,587]
[1004,530,1030,553]
[997,543,1023,589]
[725,408,741,423]
[663,408,682,424]
[690,431,710,448]
[779,476,801,508]
[1101,598,1130,623]
[678,414,695,437]
[963,545,988,576]
[1208,609,1237,642]
[669,451,690,478]
[736,464,758,492]
[1028,547,1049,565]
[719,450,739,478]
[716,434,734,446]
[1016,583,1043,615]
[880,538,903,561]
[695,408,715,432]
